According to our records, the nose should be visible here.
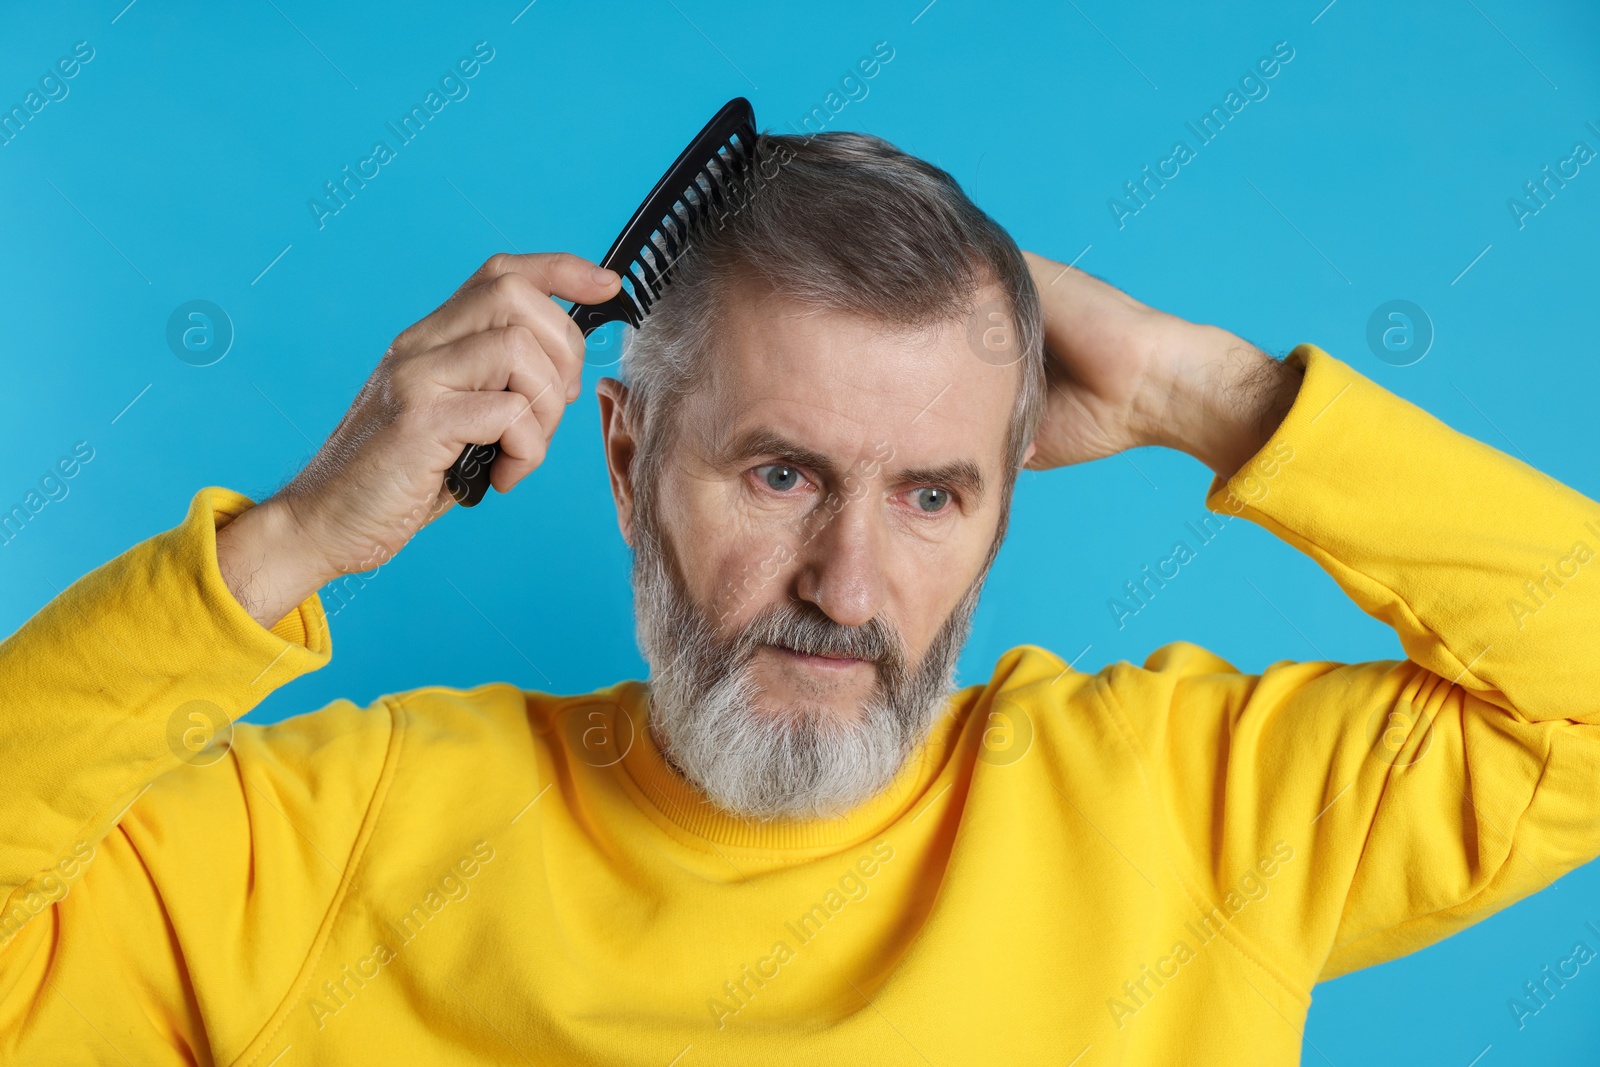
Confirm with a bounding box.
[791,495,886,629]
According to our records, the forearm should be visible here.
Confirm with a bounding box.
[215,498,334,630]
[1146,325,1305,481]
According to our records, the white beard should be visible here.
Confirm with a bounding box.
[629,507,988,822]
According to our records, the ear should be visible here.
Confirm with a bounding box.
[1020,440,1038,470]
[595,377,637,547]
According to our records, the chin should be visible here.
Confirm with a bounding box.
[749,651,877,718]
[748,693,868,731]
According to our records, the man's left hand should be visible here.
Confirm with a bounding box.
[1020,250,1302,481]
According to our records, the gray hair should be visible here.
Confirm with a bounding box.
[617,130,1046,560]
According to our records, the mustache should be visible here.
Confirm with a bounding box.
[736,600,903,669]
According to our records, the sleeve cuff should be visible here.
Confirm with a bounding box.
[1203,342,1329,516]
[189,486,332,676]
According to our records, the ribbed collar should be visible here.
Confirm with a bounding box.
[607,679,961,851]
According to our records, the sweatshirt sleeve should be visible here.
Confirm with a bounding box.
[1100,344,1600,990]
[0,487,395,1062]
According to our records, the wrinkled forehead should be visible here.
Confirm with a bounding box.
[675,281,1021,473]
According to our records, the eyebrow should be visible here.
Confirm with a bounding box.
[711,427,987,507]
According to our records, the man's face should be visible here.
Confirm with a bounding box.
[606,277,1028,819]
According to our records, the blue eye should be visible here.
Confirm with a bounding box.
[758,465,803,491]
[911,488,951,513]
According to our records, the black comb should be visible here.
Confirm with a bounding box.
[444,96,761,508]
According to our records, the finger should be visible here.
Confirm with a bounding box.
[403,273,595,397]
[416,323,566,476]
[488,379,569,492]
[411,322,570,423]
[433,388,563,493]
[397,252,620,353]
[471,251,623,306]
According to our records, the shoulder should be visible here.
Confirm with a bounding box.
[985,639,1245,708]
[371,678,644,744]
[328,678,647,798]
[980,640,1267,756]
[216,678,641,794]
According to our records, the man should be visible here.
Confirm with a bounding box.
[2,131,1597,1066]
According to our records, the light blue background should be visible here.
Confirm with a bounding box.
[3,1,1597,1061]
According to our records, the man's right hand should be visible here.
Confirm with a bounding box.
[215,252,622,629]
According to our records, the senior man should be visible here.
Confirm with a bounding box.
[4,131,1598,1066]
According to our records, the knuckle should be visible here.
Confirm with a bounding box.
[501,323,537,361]
[394,399,431,438]
[565,319,587,359]
[383,358,417,404]
[490,270,536,303]
[391,382,433,429]
[391,321,428,353]
[482,252,514,280]
[504,389,537,420]
[389,365,438,422]
[528,384,557,423]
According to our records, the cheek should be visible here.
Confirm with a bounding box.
[667,484,798,618]
[897,510,999,635]
[701,538,800,627]
[897,563,961,650]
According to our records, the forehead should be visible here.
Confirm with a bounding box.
[678,279,1021,470]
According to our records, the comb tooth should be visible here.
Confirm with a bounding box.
[658,241,684,287]
[666,209,689,245]
[652,212,696,290]
[678,175,710,223]
[650,231,673,276]
[679,192,710,241]
[629,261,657,308]
[714,148,748,206]
[670,193,696,235]
[671,188,705,245]
[690,174,714,212]
[645,233,669,273]
[713,151,736,192]
[657,213,683,261]
[701,164,730,213]
[618,272,647,323]
[672,205,695,247]
[650,247,676,289]
[625,293,644,326]
[633,254,661,300]
[694,172,721,217]
[643,232,666,272]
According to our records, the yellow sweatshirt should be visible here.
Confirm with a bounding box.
[3,343,1599,1066]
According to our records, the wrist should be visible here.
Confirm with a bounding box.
[1142,326,1303,481]
[215,496,332,630]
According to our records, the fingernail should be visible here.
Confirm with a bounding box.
[592,266,618,285]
